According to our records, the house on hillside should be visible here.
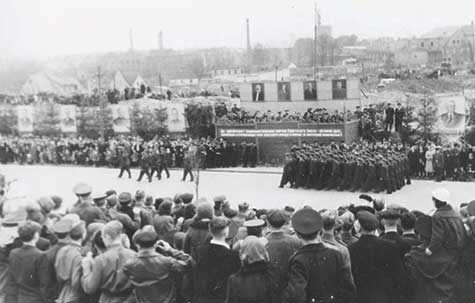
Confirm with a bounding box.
[21,73,85,95]
[411,24,475,67]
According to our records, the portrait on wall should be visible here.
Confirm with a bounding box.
[60,105,77,132]
[17,106,34,132]
[277,82,291,101]
[332,79,347,100]
[435,95,466,134]
[304,81,317,100]
[167,103,186,132]
[111,105,131,133]
[252,83,265,102]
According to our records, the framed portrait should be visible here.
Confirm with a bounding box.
[332,79,347,100]
[277,82,291,101]
[303,81,317,101]
[252,83,265,102]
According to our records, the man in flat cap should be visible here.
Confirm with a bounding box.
[349,210,410,303]
[81,220,136,303]
[70,183,106,226]
[282,208,355,303]
[44,218,76,302]
[54,220,86,303]
[124,228,192,303]
[190,217,240,303]
[379,208,411,259]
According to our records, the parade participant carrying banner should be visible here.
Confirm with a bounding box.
[59,105,77,133]
[435,94,466,135]
[16,105,34,133]
[167,103,186,132]
[111,104,131,133]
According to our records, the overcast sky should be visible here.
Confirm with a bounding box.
[1,0,475,59]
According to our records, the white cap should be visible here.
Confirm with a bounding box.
[432,188,450,202]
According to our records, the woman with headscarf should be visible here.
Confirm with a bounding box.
[226,236,279,303]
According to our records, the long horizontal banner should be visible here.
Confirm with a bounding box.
[219,128,343,138]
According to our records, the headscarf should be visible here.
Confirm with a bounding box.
[240,236,269,264]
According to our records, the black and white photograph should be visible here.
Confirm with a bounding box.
[277,82,291,101]
[3,1,475,303]
[303,80,317,100]
[252,83,265,102]
[332,79,347,99]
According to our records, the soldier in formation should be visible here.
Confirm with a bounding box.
[280,142,411,194]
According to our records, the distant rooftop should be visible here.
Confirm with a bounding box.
[420,26,461,39]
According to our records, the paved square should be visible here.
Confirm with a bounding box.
[1,164,473,213]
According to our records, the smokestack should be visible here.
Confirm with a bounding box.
[129,28,134,52]
[158,30,164,50]
[246,18,251,52]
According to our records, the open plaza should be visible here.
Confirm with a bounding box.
[2,164,473,213]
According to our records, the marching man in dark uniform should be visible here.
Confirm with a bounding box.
[157,147,170,180]
[282,208,356,303]
[182,145,195,182]
[117,147,131,179]
[137,150,152,183]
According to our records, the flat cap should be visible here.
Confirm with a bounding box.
[432,188,450,202]
[133,229,158,245]
[291,208,322,235]
[266,209,288,228]
[244,219,265,228]
[73,183,92,196]
[51,219,74,234]
[118,192,132,204]
[213,195,227,203]
[356,210,379,231]
[180,193,194,204]
[209,217,230,232]
[105,190,117,197]
[380,208,401,220]
[93,194,108,203]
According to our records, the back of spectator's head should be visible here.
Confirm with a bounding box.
[339,211,355,231]
[266,209,287,229]
[154,198,163,211]
[18,220,42,242]
[184,204,197,220]
[102,220,123,245]
[70,221,86,241]
[50,195,63,210]
[133,228,158,248]
[400,211,416,231]
[320,210,340,231]
[196,203,214,221]
[158,201,173,216]
[209,217,230,237]
[145,195,154,207]
[135,190,146,202]
[107,195,118,208]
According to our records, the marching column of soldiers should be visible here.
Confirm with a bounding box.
[280,143,411,193]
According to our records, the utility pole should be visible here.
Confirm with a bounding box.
[95,66,103,92]
[313,2,320,81]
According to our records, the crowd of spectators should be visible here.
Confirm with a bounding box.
[216,104,357,124]
[0,178,474,303]
[0,135,258,170]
